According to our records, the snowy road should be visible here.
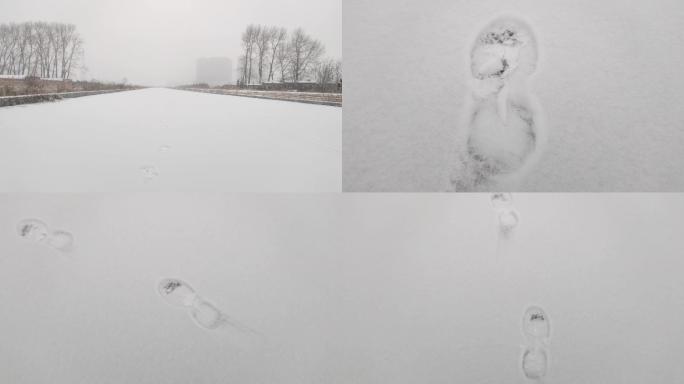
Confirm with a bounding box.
[0,88,341,192]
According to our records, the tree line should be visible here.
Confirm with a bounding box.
[238,25,341,86]
[0,22,83,80]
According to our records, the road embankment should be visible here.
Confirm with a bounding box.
[0,89,130,107]
[178,88,342,107]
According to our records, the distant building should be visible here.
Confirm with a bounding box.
[195,57,232,86]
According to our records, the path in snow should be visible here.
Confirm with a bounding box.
[0,88,341,192]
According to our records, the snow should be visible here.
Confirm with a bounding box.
[0,193,682,383]
[0,90,120,100]
[343,0,684,191]
[0,75,67,81]
[0,88,341,192]
[0,75,27,79]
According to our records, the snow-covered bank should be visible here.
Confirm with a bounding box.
[0,75,74,81]
[180,87,343,107]
[0,88,341,192]
[0,90,129,107]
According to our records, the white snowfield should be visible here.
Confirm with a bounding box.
[0,88,341,192]
[1,194,683,383]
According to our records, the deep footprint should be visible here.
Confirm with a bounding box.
[454,17,542,190]
[467,98,536,176]
[470,17,538,81]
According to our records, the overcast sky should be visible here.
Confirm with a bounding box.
[0,0,340,86]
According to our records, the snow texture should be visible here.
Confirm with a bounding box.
[343,0,684,191]
[0,88,341,192]
[453,16,547,191]
[1,194,683,383]
[0,75,65,80]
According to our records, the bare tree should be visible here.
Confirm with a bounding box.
[33,22,51,78]
[64,32,82,80]
[266,27,286,82]
[253,26,272,84]
[0,21,83,80]
[334,60,342,83]
[275,39,290,82]
[57,24,81,79]
[247,25,261,84]
[315,59,335,86]
[1,24,21,75]
[0,24,13,74]
[16,22,34,75]
[234,25,335,86]
[50,22,61,78]
[314,58,342,92]
[287,28,324,82]
[239,24,258,85]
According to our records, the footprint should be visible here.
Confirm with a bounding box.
[470,17,538,81]
[157,278,198,308]
[498,209,520,236]
[17,219,50,243]
[17,219,73,251]
[491,192,514,211]
[157,278,259,334]
[189,297,228,330]
[45,230,74,251]
[452,16,544,191]
[520,306,551,381]
[189,296,259,334]
[139,165,160,182]
[490,193,519,240]
[522,305,551,342]
[521,346,549,380]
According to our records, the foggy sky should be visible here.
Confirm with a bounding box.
[0,0,341,86]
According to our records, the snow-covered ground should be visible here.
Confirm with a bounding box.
[0,88,340,192]
[1,194,682,383]
[0,75,65,81]
[343,0,684,191]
